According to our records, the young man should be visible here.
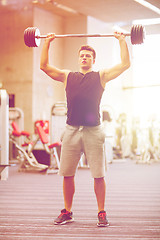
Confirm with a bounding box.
[40,32,130,227]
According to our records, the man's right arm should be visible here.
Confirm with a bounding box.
[40,33,70,86]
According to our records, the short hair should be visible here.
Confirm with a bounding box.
[78,45,96,60]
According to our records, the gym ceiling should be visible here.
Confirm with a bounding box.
[0,0,160,34]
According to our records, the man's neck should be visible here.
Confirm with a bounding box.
[80,67,92,75]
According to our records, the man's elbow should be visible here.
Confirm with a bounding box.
[126,62,131,70]
[40,63,47,72]
[40,66,44,71]
[124,60,131,70]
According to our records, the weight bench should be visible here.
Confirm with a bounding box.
[11,121,30,138]
[35,122,61,172]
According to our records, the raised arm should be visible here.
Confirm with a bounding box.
[100,32,130,88]
[40,33,70,86]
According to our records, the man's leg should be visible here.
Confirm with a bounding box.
[54,176,75,225]
[94,177,109,227]
[94,177,106,212]
[63,176,75,212]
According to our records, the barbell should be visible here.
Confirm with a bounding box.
[24,25,145,47]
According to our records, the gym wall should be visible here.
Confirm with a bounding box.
[0,8,33,132]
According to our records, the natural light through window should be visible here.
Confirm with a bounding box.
[132,34,160,125]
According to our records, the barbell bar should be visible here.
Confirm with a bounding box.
[24,25,145,48]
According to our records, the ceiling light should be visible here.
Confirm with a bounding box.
[133,18,160,25]
[134,0,160,15]
[1,0,7,6]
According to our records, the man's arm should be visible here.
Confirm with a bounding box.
[100,32,130,88]
[40,33,70,86]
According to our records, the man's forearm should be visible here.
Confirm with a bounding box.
[119,39,130,69]
[40,41,50,70]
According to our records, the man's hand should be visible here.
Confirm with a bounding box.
[114,32,126,41]
[45,33,56,44]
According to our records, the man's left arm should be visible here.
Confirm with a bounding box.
[100,32,130,88]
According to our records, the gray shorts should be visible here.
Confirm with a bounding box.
[59,124,106,178]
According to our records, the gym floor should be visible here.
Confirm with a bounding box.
[0,159,160,239]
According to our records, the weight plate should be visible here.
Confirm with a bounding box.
[27,28,32,47]
[131,25,135,45]
[131,25,145,45]
[24,27,40,47]
[24,28,30,47]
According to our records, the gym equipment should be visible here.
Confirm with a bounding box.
[9,108,24,143]
[9,121,48,172]
[9,107,25,161]
[35,121,61,173]
[0,165,10,175]
[50,102,67,143]
[0,90,9,180]
[24,25,145,47]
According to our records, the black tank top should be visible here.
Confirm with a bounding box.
[66,71,104,126]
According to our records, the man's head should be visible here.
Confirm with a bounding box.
[78,45,96,72]
[78,45,96,60]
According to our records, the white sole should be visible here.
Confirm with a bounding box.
[97,223,109,227]
[54,218,74,225]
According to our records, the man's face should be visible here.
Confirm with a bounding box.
[79,50,95,69]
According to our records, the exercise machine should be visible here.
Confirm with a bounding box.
[35,120,61,174]
[9,121,48,172]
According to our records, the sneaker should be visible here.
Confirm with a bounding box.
[54,209,74,225]
[97,210,109,227]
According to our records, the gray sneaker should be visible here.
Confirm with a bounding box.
[54,209,74,225]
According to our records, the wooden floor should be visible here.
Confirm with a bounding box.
[0,159,160,240]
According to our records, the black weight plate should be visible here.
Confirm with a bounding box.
[24,27,36,47]
[24,28,30,47]
[131,25,136,45]
[27,27,32,47]
[131,25,145,45]
[27,27,31,47]
[135,25,139,44]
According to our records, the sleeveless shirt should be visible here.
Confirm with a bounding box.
[66,71,104,126]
